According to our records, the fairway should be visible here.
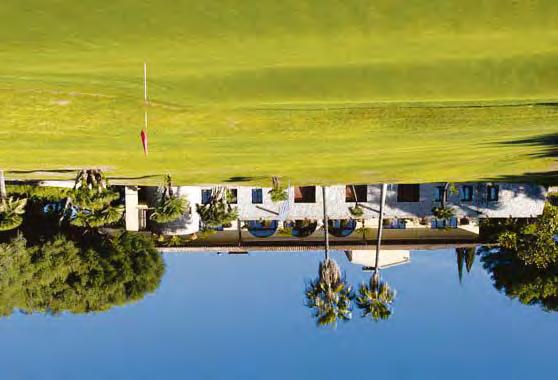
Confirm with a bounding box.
[1,1,558,184]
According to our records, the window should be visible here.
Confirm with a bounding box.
[228,189,238,204]
[397,184,420,202]
[294,186,316,203]
[461,186,473,202]
[201,189,212,205]
[345,185,368,202]
[487,185,499,202]
[434,186,445,202]
[251,188,263,204]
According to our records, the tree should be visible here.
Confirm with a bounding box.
[0,170,6,200]
[356,274,395,321]
[0,169,28,232]
[495,204,558,268]
[349,205,364,218]
[196,187,238,229]
[61,169,124,229]
[305,257,353,327]
[432,182,456,221]
[0,197,27,232]
[0,232,164,316]
[456,247,476,283]
[268,176,288,203]
[150,174,189,223]
[465,247,476,273]
[479,246,558,312]
[356,182,396,321]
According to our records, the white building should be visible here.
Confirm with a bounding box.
[144,182,547,237]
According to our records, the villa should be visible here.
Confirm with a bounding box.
[121,182,547,248]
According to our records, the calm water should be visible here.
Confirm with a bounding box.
[1,249,556,379]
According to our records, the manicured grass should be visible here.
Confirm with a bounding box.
[2,89,558,185]
[1,1,558,184]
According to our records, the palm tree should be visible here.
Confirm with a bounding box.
[305,256,353,326]
[268,176,288,203]
[348,185,364,218]
[0,169,28,232]
[0,170,6,200]
[432,182,456,221]
[0,197,27,231]
[305,186,353,327]
[60,169,123,229]
[150,174,188,223]
[356,274,395,321]
[196,187,238,229]
[356,183,396,321]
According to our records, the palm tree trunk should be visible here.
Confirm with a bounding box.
[374,183,387,278]
[166,174,174,197]
[322,186,329,259]
[361,218,366,244]
[441,182,449,209]
[351,185,359,208]
[0,170,6,201]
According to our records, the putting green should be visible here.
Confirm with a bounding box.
[1,1,558,184]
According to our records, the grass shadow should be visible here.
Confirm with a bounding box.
[223,176,267,183]
[488,132,558,184]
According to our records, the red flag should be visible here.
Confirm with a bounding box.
[140,129,148,156]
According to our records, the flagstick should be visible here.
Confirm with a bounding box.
[144,62,148,131]
[144,62,148,104]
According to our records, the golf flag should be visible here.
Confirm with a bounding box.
[141,129,148,156]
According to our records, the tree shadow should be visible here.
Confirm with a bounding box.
[223,176,267,183]
[488,132,558,184]
[8,169,76,174]
[499,132,558,159]
[109,175,160,180]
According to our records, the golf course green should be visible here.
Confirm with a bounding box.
[1,0,558,184]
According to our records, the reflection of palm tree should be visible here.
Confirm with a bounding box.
[305,256,353,326]
[356,274,395,321]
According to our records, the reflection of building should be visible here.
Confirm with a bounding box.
[345,250,411,271]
